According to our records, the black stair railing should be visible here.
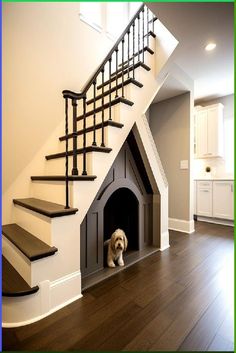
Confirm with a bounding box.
[62,4,156,208]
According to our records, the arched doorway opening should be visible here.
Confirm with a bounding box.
[104,187,139,251]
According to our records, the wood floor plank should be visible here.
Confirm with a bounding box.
[123,269,223,351]
[70,301,141,351]
[147,274,228,351]
[99,281,185,351]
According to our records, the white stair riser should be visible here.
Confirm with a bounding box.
[2,236,32,285]
[68,100,125,138]
[13,205,53,245]
[74,101,120,128]
[57,123,122,154]
[44,152,94,176]
[85,85,133,112]
[31,180,73,206]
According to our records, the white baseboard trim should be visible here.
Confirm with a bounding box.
[160,230,170,251]
[169,218,195,234]
[2,293,83,328]
[160,244,170,252]
[197,216,234,227]
[2,270,83,328]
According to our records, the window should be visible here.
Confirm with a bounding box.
[79,2,143,40]
[79,2,102,32]
[106,3,128,39]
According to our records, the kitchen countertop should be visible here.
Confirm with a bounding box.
[195,178,234,181]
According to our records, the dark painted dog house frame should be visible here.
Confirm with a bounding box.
[81,133,154,278]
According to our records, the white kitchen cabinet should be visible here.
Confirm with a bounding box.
[213,181,234,220]
[194,180,197,214]
[196,181,213,217]
[195,103,224,159]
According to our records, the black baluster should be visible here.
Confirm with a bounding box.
[82,96,87,175]
[132,21,135,79]
[109,58,112,120]
[146,6,149,47]
[115,48,119,98]
[142,8,145,62]
[127,30,130,78]
[101,68,105,147]
[71,98,78,175]
[122,38,125,98]
[138,14,140,62]
[92,80,97,146]
[64,97,69,209]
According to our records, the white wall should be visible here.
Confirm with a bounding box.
[194,94,234,179]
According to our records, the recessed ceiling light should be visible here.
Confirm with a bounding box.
[205,43,216,51]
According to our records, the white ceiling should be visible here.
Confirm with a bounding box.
[146,2,234,103]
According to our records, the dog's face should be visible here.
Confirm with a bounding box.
[111,229,128,252]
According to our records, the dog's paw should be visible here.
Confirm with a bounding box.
[118,261,124,267]
[108,262,116,268]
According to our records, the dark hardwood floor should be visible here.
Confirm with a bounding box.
[3,221,234,351]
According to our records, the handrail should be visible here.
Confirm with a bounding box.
[81,3,145,95]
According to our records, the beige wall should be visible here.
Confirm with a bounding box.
[3,2,115,193]
[150,92,192,221]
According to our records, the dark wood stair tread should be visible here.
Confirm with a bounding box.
[13,198,78,218]
[118,46,154,67]
[46,145,112,161]
[111,61,150,79]
[31,175,97,181]
[2,256,39,297]
[2,223,58,261]
[77,97,133,122]
[144,30,156,38]
[86,78,143,105]
[59,120,124,141]
[97,61,150,90]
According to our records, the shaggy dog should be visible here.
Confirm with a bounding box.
[104,229,128,268]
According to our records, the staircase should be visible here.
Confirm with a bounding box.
[2,4,178,327]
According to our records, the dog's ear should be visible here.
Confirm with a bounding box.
[110,232,116,251]
[123,233,128,251]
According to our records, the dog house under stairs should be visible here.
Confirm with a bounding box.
[80,131,159,288]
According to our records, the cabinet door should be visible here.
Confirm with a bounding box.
[194,181,197,214]
[207,107,224,157]
[196,181,213,217]
[196,110,208,158]
[213,181,234,220]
